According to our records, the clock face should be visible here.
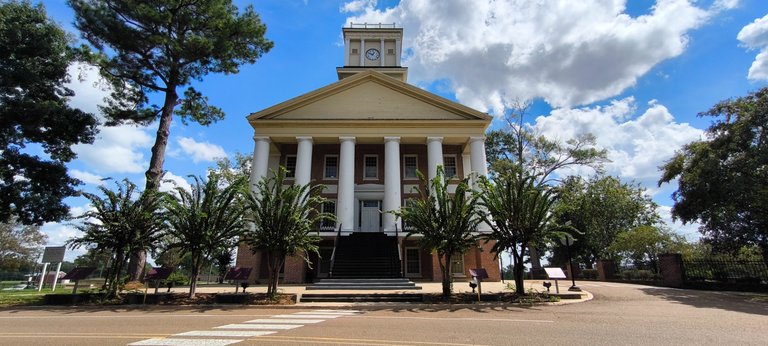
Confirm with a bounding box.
[365,48,380,61]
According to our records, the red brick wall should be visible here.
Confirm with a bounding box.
[235,242,261,284]
[283,255,306,284]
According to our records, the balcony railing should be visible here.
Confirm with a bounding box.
[348,22,397,29]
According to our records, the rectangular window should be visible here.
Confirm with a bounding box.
[284,155,297,178]
[387,48,395,55]
[320,200,336,230]
[405,248,421,275]
[351,48,359,54]
[443,155,457,178]
[364,155,378,179]
[403,155,418,179]
[451,254,465,276]
[324,155,338,179]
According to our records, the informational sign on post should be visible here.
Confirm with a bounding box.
[41,246,66,263]
[38,246,66,292]
[544,267,567,294]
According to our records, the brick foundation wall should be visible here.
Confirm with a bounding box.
[235,242,261,284]
[283,255,306,284]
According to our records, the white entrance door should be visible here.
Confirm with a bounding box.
[360,200,381,232]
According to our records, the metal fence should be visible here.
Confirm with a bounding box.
[683,259,768,284]
[613,261,660,281]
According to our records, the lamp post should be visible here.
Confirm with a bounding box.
[560,234,581,292]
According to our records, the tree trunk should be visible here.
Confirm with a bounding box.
[109,250,126,298]
[189,255,202,298]
[512,246,526,295]
[128,87,179,281]
[127,251,146,282]
[439,253,452,297]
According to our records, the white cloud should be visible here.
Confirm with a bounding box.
[737,14,768,81]
[73,125,153,173]
[658,205,701,241]
[343,0,721,110]
[713,0,740,11]
[341,0,375,13]
[65,63,155,174]
[159,171,192,194]
[533,98,703,195]
[177,137,227,163]
[69,169,105,186]
[40,223,84,261]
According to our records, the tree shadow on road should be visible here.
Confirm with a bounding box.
[639,287,768,316]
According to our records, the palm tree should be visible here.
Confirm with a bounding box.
[242,168,331,297]
[68,179,165,298]
[163,174,246,298]
[393,167,482,297]
[479,173,558,295]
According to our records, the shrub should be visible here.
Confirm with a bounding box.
[164,272,189,286]
[581,269,598,280]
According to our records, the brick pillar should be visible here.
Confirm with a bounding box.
[596,259,616,281]
[235,242,261,284]
[658,253,684,288]
[283,255,306,284]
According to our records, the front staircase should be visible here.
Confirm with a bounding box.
[306,233,422,292]
[331,233,401,278]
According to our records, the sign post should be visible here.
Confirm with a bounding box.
[37,262,49,292]
[559,235,581,292]
[38,246,66,292]
[63,267,97,294]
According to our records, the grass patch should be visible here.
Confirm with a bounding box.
[0,287,73,307]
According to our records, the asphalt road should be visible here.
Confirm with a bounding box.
[1,282,766,346]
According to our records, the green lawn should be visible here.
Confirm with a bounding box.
[0,279,99,307]
[0,287,75,307]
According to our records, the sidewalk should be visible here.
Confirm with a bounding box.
[167,280,592,306]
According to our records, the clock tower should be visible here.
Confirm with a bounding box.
[337,23,408,81]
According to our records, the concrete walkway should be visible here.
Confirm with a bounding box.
[163,280,591,306]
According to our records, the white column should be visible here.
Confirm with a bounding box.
[359,39,365,66]
[383,137,401,233]
[337,137,356,232]
[462,153,472,180]
[469,136,488,179]
[395,38,402,66]
[250,136,271,193]
[380,38,385,67]
[295,136,313,186]
[427,137,444,182]
[344,38,350,66]
[470,136,490,233]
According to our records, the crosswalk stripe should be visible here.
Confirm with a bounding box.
[306,311,359,315]
[129,338,243,346]
[174,331,275,337]
[244,319,324,324]
[312,309,361,313]
[215,324,302,330]
[272,314,342,319]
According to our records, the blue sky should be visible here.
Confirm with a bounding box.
[37,0,768,260]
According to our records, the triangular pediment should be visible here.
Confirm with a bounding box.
[248,71,491,122]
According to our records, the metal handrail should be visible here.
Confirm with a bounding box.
[396,224,403,278]
[329,223,342,278]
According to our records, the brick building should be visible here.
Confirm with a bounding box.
[236,24,500,284]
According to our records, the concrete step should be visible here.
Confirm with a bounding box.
[306,285,422,290]
[300,293,424,302]
[306,278,422,290]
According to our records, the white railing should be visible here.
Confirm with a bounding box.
[349,22,397,29]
